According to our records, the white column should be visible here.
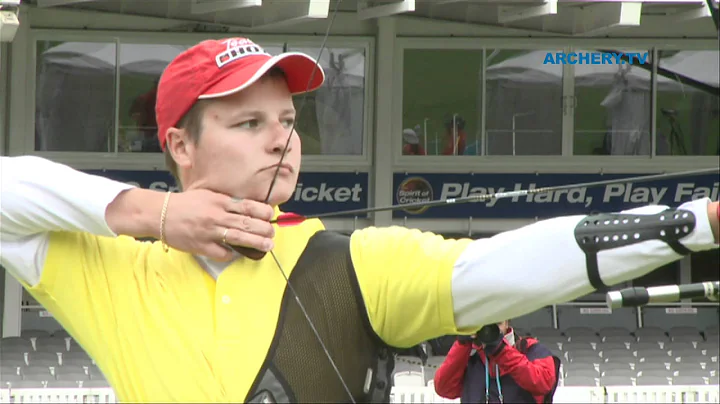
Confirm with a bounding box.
[3,6,31,338]
[371,17,396,227]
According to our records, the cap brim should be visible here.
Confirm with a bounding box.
[199,52,325,99]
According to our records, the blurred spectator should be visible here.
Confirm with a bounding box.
[434,320,561,403]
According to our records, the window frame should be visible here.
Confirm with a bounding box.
[394,37,719,174]
[22,29,375,171]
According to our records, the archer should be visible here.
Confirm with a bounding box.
[2,37,719,403]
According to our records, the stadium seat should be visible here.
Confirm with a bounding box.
[83,379,111,388]
[670,334,704,343]
[563,361,597,373]
[675,353,711,367]
[636,374,671,386]
[52,329,71,338]
[601,341,633,350]
[1,337,33,352]
[699,341,719,357]
[564,327,596,337]
[634,344,668,359]
[601,335,634,344]
[600,362,634,374]
[634,327,668,343]
[537,336,566,349]
[21,329,51,339]
[27,351,60,366]
[34,337,69,353]
[563,341,595,353]
[566,334,601,344]
[563,375,598,386]
[674,369,709,378]
[601,375,633,386]
[566,351,600,365]
[530,327,564,339]
[61,350,94,366]
[0,365,21,379]
[598,327,632,338]
[1,351,28,366]
[600,348,631,360]
[88,365,107,381]
[672,375,707,385]
[22,366,53,382]
[637,368,672,378]
[55,365,91,382]
[47,380,83,388]
[564,368,599,379]
[4,380,44,389]
[635,361,669,373]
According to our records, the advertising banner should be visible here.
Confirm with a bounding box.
[393,172,718,219]
[85,170,369,217]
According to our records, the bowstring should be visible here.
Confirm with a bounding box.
[262,1,356,402]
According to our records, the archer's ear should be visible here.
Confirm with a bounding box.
[165,127,194,170]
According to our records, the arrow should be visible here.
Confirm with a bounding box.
[273,167,720,226]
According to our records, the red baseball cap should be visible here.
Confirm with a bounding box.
[155,37,325,150]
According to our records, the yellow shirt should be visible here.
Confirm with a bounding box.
[21,215,472,402]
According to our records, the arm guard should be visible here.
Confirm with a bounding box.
[575,208,695,292]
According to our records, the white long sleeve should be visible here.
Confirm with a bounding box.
[450,197,718,329]
[0,156,136,286]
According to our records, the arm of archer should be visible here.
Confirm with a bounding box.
[0,156,149,286]
[348,198,718,347]
[450,197,718,330]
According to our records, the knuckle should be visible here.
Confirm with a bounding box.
[239,198,252,214]
[241,216,251,231]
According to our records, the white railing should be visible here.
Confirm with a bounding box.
[1,385,718,403]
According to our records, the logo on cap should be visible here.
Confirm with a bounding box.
[216,38,270,68]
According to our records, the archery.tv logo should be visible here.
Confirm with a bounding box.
[543,51,649,65]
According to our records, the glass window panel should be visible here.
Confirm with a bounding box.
[118,43,191,153]
[118,43,284,154]
[402,49,483,156]
[573,49,652,156]
[35,41,117,152]
[656,50,719,156]
[289,46,366,156]
[485,49,563,156]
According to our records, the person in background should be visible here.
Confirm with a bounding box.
[434,320,560,403]
[402,128,426,155]
[129,79,162,153]
[441,115,466,156]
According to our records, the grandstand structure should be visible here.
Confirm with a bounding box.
[1,0,719,403]
[2,311,718,402]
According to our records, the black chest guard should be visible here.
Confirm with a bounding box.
[245,231,394,403]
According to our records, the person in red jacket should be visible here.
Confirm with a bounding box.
[434,320,561,404]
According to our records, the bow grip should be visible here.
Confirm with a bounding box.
[230,245,268,260]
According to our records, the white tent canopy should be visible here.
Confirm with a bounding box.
[40,42,192,75]
[660,50,720,88]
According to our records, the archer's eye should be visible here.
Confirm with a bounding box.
[281,118,295,128]
[236,119,260,129]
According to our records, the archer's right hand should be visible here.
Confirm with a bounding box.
[107,188,276,261]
